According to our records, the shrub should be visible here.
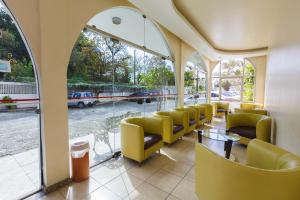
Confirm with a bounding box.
[2,96,16,110]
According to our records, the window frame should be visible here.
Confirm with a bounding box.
[211,58,256,102]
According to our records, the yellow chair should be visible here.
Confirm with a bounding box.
[153,111,187,144]
[226,113,271,145]
[120,117,163,163]
[175,107,197,134]
[195,139,300,200]
[235,108,268,116]
[189,103,213,125]
[213,102,229,117]
[240,102,264,110]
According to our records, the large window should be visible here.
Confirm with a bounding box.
[184,53,207,105]
[211,59,255,102]
[0,4,41,199]
[67,8,176,166]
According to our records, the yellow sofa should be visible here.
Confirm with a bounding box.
[153,111,187,144]
[189,103,213,125]
[195,139,300,200]
[175,107,197,134]
[120,117,163,163]
[213,102,229,117]
[235,108,268,115]
[226,113,271,145]
[240,102,264,110]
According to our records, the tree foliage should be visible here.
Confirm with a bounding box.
[0,8,34,82]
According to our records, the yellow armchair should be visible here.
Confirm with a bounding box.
[240,102,264,110]
[213,102,229,117]
[189,103,213,125]
[226,113,271,145]
[175,107,197,134]
[235,108,268,116]
[153,111,187,144]
[195,139,300,200]
[120,117,163,163]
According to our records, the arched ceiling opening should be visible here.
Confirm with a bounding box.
[186,52,207,72]
[87,7,172,58]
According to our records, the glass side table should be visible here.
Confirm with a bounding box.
[197,128,240,159]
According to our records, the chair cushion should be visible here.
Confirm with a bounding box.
[189,119,196,126]
[217,109,226,113]
[200,114,205,120]
[173,124,184,134]
[144,132,162,150]
[228,126,256,139]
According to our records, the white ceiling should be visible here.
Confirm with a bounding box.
[129,0,283,60]
[173,0,281,51]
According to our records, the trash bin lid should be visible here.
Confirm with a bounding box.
[71,140,90,152]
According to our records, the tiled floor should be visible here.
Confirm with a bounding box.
[32,117,247,200]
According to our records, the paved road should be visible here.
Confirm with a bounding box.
[0,100,176,156]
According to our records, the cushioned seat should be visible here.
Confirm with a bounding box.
[195,139,300,200]
[213,102,229,117]
[189,119,196,126]
[200,114,205,120]
[175,107,197,134]
[153,111,186,144]
[144,133,162,150]
[228,126,256,139]
[120,117,163,163]
[173,124,184,134]
[189,104,213,125]
[227,113,271,144]
[217,108,226,113]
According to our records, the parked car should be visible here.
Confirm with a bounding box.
[68,92,96,108]
[128,91,152,104]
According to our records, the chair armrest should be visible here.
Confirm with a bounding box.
[153,114,172,137]
[120,120,144,161]
[172,110,189,130]
[256,117,272,142]
[226,114,241,130]
[195,143,300,200]
[246,139,286,169]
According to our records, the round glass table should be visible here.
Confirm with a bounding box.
[197,128,241,159]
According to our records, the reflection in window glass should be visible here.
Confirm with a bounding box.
[184,62,207,105]
[0,5,41,199]
[67,30,177,166]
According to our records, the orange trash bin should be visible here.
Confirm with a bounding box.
[71,140,90,182]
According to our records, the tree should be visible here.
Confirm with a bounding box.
[222,80,231,91]
[0,8,34,82]
[139,66,175,90]
[184,71,194,87]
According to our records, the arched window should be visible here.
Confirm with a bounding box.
[67,7,176,166]
[211,58,255,102]
[0,2,41,199]
[184,53,207,105]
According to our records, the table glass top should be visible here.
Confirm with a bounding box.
[200,128,241,142]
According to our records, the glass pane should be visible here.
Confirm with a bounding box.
[184,64,196,105]
[221,78,242,101]
[243,60,255,102]
[221,59,243,77]
[212,63,220,77]
[0,5,41,199]
[67,31,118,166]
[211,78,220,101]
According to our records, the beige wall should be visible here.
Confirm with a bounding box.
[3,0,197,187]
[264,1,300,156]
